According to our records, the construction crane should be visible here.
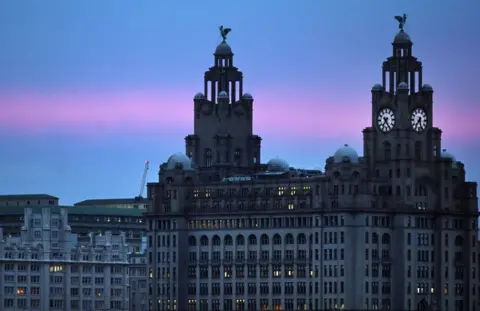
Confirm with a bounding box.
[135,160,149,200]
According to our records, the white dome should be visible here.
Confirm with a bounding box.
[166,153,193,170]
[218,91,229,98]
[194,92,205,100]
[440,149,457,168]
[397,82,409,89]
[371,84,383,91]
[333,144,359,164]
[267,158,290,172]
[242,93,253,99]
[422,84,433,91]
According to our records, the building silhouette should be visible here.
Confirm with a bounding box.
[145,23,479,311]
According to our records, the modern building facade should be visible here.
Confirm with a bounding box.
[0,207,130,311]
[145,24,478,311]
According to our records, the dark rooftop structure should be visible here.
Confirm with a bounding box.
[74,197,149,209]
[0,193,59,207]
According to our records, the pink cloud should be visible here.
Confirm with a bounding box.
[0,89,478,141]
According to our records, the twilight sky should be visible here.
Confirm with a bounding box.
[0,0,479,205]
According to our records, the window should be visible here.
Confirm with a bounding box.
[204,149,212,167]
[384,142,391,160]
[234,148,242,166]
[415,141,422,161]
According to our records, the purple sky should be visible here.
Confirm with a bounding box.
[0,0,479,204]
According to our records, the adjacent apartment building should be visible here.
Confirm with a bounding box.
[0,207,130,311]
[129,252,149,311]
[145,21,479,311]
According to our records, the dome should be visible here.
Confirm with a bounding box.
[422,84,433,91]
[242,93,253,99]
[215,42,233,55]
[194,92,205,100]
[218,91,229,99]
[440,149,457,168]
[166,153,193,170]
[371,84,383,91]
[333,144,359,164]
[394,30,411,43]
[267,158,290,172]
[397,82,409,89]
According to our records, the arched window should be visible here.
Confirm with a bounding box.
[236,234,245,245]
[285,234,294,245]
[200,235,209,246]
[188,236,197,247]
[382,233,391,244]
[272,234,282,245]
[297,233,307,245]
[224,235,233,246]
[212,235,221,246]
[260,234,269,245]
[204,148,212,167]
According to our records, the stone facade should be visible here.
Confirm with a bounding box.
[0,207,130,311]
[145,25,479,311]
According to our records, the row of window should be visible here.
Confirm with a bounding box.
[192,186,312,199]
[187,281,347,295]
[183,297,345,311]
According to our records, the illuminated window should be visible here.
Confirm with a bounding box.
[205,189,211,198]
[286,265,294,277]
[273,266,281,277]
[224,267,232,279]
[193,189,199,198]
[288,203,294,210]
[278,187,285,196]
[16,287,26,295]
[290,187,296,195]
[49,265,63,272]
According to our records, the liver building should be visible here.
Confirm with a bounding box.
[145,19,479,311]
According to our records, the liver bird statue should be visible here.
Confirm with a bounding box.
[394,14,407,31]
[219,25,231,43]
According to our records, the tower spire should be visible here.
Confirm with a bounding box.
[381,14,423,93]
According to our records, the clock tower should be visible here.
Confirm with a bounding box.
[362,18,443,205]
[184,27,262,179]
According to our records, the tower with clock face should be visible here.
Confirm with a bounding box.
[363,27,442,176]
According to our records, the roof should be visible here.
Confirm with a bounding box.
[0,194,59,200]
[0,205,144,217]
[74,198,148,206]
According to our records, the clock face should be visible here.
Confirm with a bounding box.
[377,108,396,133]
[410,108,428,132]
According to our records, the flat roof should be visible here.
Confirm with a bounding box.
[0,194,59,200]
[74,197,148,206]
[0,205,144,217]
